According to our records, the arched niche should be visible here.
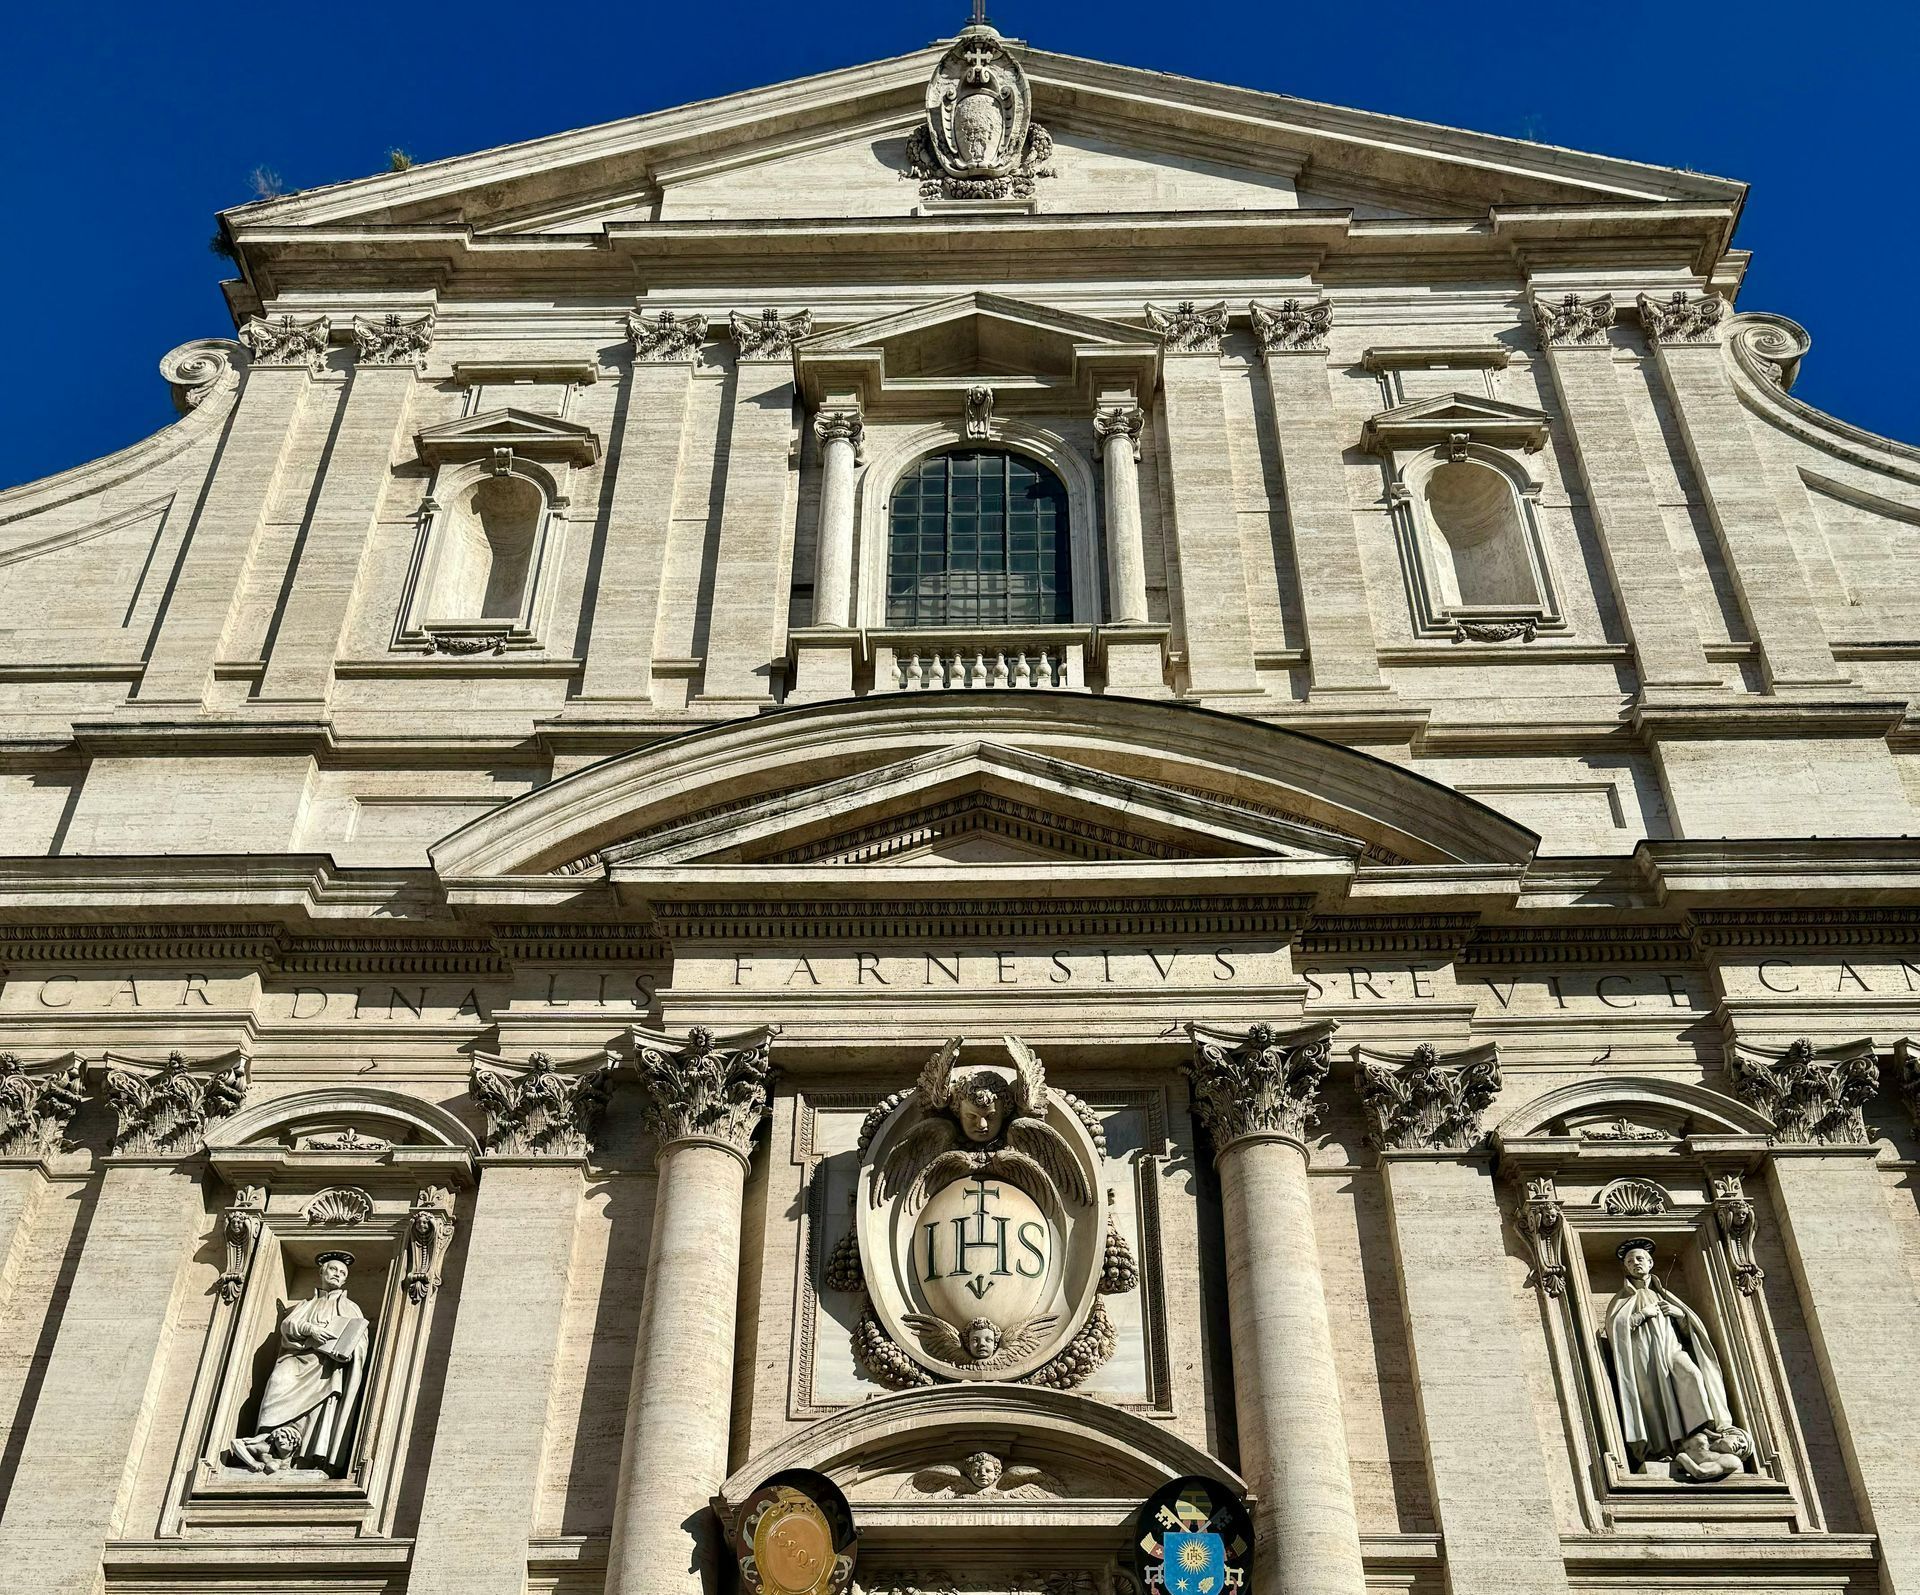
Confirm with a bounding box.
[1391,442,1562,638]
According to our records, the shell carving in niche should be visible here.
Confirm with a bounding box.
[1598,1177,1668,1217]
[306,1186,375,1226]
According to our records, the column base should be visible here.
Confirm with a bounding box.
[1095,625,1171,698]
[785,626,859,704]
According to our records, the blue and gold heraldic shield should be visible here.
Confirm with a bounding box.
[1158,1534,1228,1595]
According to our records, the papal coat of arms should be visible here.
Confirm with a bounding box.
[827,1036,1135,1388]
[902,26,1056,202]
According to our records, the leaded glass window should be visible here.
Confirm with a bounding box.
[886,450,1071,628]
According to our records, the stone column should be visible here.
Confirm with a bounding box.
[812,407,863,629]
[578,311,707,708]
[1529,292,1720,695]
[1357,1044,1571,1595]
[0,1052,248,1595]
[604,1025,776,1595]
[409,1050,616,1595]
[1729,1037,1920,1595]
[1250,298,1386,695]
[1094,399,1148,624]
[1185,1022,1366,1595]
[137,316,327,707]
[697,311,810,707]
[0,1054,87,1310]
[1149,302,1260,698]
[1636,291,1847,691]
[255,313,432,705]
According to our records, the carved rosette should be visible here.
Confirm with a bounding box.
[404,1186,458,1304]
[238,313,331,372]
[1250,297,1333,354]
[1531,292,1615,348]
[1183,1021,1335,1149]
[630,1024,776,1157]
[101,1050,251,1156]
[349,311,435,369]
[901,26,1055,202]
[0,1052,88,1159]
[1145,300,1229,355]
[1356,1041,1502,1152]
[628,308,710,363]
[158,337,244,414]
[1638,290,1726,345]
[730,309,814,360]
[1514,1174,1567,1296]
[215,1185,267,1306]
[1729,1037,1879,1145]
[1712,1172,1764,1297]
[469,1049,616,1158]
[1092,403,1145,462]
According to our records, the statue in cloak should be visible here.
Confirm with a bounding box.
[226,1250,370,1476]
[1600,1238,1735,1471]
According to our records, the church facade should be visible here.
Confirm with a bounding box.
[3,23,1920,1595]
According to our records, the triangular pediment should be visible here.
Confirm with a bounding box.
[414,407,600,466]
[597,742,1367,870]
[1361,392,1550,455]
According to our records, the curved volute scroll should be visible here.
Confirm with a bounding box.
[159,337,246,415]
[841,1035,1133,1390]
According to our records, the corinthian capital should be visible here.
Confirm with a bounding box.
[469,1048,617,1157]
[1357,1042,1501,1152]
[628,308,709,363]
[630,1024,777,1157]
[1530,292,1615,348]
[1093,403,1145,461]
[729,308,813,360]
[1730,1037,1878,1145]
[1183,1021,1335,1149]
[1250,297,1332,354]
[1638,290,1726,345]
[1145,300,1229,354]
[350,310,435,368]
[238,313,331,372]
[0,1052,88,1159]
[100,1049,250,1157]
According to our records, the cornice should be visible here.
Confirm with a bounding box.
[645,894,1317,943]
[1637,839,1920,906]
[1299,913,1480,956]
[1686,908,1920,951]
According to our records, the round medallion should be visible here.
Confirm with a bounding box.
[753,1496,834,1595]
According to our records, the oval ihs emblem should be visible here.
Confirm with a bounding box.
[753,1496,834,1595]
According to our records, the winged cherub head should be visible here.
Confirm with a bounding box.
[963,1452,1004,1490]
[955,1072,1014,1144]
[963,1316,1001,1360]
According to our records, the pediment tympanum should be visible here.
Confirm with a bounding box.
[1360,392,1550,456]
[414,407,600,467]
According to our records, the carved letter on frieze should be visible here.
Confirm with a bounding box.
[1514,1175,1567,1296]
[1712,1172,1765,1297]
[629,1024,777,1157]
[1355,1042,1502,1152]
[729,309,814,360]
[1092,403,1145,462]
[1250,297,1333,354]
[1729,1037,1879,1145]
[404,1187,457,1304]
[101,1050,251,1156]
[349,311,435,368]
[1183,1021,1335,1148]
[1145,301,1229,355]
[1637,290,1726,345]
[1530,292,1616,348]
[215,1186,266,1306]
[627,308,710,363]
[469,1049,616,1157]
[0,1052,88,1159]
[237,313,331,372]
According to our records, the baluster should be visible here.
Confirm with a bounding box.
[1011,650,1032,687]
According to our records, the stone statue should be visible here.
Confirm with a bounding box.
[1599,1238,1734,1470]
[226,1250,370,1475]
[1671,1425,1753,1483]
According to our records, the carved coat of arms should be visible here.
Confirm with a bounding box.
[903,27,1055,202]
[828,1036,1134,1388]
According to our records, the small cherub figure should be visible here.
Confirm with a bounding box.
[896,1448,1064,1499]
[964,1317,1001,1361]
[231,1424,302,1475]
[1671,1425,1752,1482]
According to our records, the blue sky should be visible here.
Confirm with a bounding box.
[2,0,1912,488]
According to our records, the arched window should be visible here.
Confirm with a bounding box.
[429,474,542,622]
[1420,459,1538,610]
[886,449,1071,628]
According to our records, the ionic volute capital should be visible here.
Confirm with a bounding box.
[1183,1020,1335,1150]
[1356,1041,1501,1153]
[0,1051,88,1160]
[350,310,435,369]
[629,1024,778,1158]
[1093,403,1145,462]
[813,407,866,459]
[1728,1036,1878,1145]
[100,1049,251,1157]
[628,308,710,363]
[1250,297,1332,354]
[1530,292,1615,349]
[1637,290,1726,346]
[468,1048,617,1158]
[238,313,331,373]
